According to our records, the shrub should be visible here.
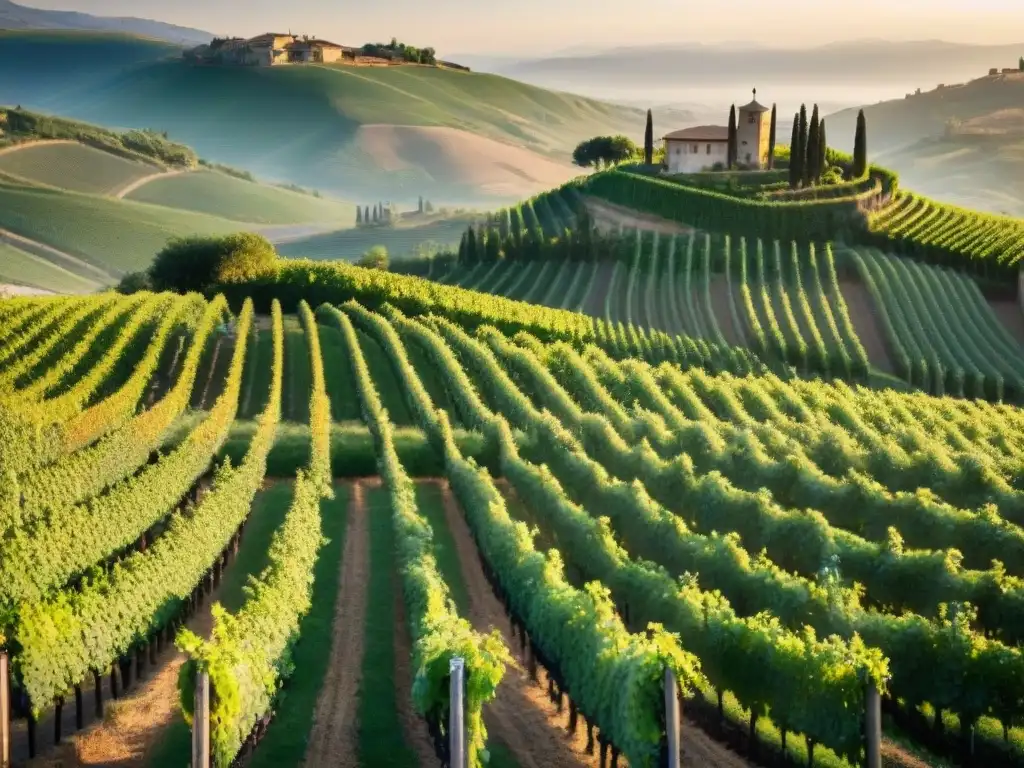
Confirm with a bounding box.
[116,271,153,294]
[357,245,389,270]
[820,166,844,185]
[149,233,278,293]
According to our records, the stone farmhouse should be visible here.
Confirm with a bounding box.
[662,89,771,174]
[186,33,355,66]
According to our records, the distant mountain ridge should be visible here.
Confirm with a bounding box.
[0,0,213,46]
[487,39,1024,88]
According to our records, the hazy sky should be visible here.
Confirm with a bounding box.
[22,0,1024,55]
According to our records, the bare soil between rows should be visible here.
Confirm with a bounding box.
[435,478,755,768]
[583,197,695,236]
[300,480,368,768]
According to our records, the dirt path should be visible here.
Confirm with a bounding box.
[583,196,695,236]
[437,480,599,767]
[836,277,895,373]
[0,139,79,158]
[581,261,615,318]
[989,299,1024,345]
[113,169,189,199]
[301,481,369,768]
[708,276,743,346]
[0,283,56,297]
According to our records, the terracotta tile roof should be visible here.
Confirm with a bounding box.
[663,125,729,142]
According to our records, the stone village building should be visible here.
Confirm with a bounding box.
[186,33,353,66]
[662,89,772,174]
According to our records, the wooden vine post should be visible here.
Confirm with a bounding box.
[664,666,681,768]
[450,657,466,768]
[864,681,881,768]
[1,651,10,768]
[191,669,210,768]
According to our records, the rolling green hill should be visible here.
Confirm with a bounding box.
[0,240,102,293]
[0,141,158,195]
[0,31,686,204]
[125,169,357,225]
[0,180,244,279]
[827,72,1024,214]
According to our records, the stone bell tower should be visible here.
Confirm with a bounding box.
[735,87,771,169]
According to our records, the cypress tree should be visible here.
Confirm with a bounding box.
[768,103,777,170]
[1019,56,1023,71]
[806,104,820,185]
[485,227,501,262]
[457,229,468,262]
[465,227,478,263]
[788,115,800,189]
[727,105,738,169]
[797,104,809,187]
[644,109,654,166]
[356,207,362,225]
[818,119,828,181]
[418,195,424,213]
[853,109,868,178]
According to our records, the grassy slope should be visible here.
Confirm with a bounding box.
[127,169,357,225]
[0,240,101,293]
[0,31,180,110]
[0,142,156,195]
[826,74,1024,215]
[276,215,474,261]
[876,133,1024,217]
[0,181,243,277]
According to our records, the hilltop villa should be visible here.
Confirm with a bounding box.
[185,33,354,66]
[663,90,771,174]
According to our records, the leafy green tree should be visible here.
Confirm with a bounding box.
[768,104,777,169]
[643,109,654,166]
[806,104,820,185]
[571,135,639,168]
[727,105,737,169]
[357,245,389,270]
[853,109,868,178]
[150,232,277,292]
[789,114,801,189]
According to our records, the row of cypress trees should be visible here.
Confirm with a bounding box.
[355,203,393,225]
[788,104,829,188]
